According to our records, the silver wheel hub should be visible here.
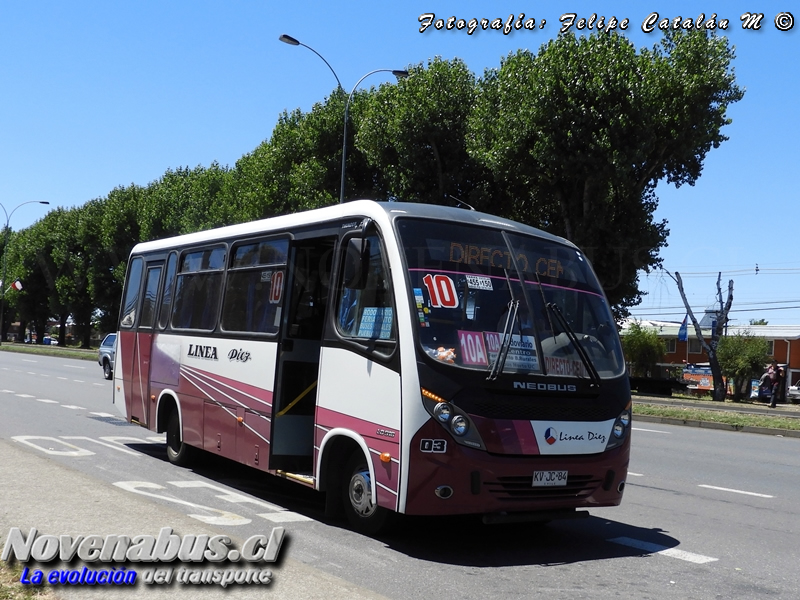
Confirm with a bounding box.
[348,469,376,517]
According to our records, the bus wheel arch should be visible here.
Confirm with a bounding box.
[341,451,395,535]
[157,393,195,467]
[317,430,393,534]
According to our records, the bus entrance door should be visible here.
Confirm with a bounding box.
[270,236,335,473]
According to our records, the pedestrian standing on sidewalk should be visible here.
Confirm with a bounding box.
[769,360,784,408]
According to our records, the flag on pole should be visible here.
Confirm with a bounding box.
[678,315,688,341]
[11,280,22,291]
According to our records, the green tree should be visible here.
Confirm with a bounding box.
[621,321,666,377]
[717,330,770,402]
[749,318,768,325]
[6,224,54,343]
[359,57,491,207]
[468,30,743,317]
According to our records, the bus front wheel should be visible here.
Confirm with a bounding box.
[166,410,194,466]
[341,453,394,535]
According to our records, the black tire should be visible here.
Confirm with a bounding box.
[103,359,112,380]
[341,452,394,535]
[166,409,194,466]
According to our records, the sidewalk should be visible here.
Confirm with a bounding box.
[0,438,387,600]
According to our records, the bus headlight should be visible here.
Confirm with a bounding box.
[450,415,469,436]
[434,402,452,423]
[605,406,632,450]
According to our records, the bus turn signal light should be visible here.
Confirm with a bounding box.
[380,452,391,463]
[421,387,447,403]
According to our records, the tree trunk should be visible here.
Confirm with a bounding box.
[670,271,733,402]
[58,313,68,346]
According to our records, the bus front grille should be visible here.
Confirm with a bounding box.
[485,474,601,501]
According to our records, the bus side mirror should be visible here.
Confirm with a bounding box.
[343,237,369,290]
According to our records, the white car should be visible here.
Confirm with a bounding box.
[788,383,800,402]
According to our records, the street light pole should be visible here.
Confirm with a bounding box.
[0,201,50,345]
[339,69,407,204]
[278,34,408,203]
[278,34,342,91]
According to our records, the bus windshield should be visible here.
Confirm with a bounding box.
[397,219,625,379]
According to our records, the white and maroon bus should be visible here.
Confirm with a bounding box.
[113,200,630,533]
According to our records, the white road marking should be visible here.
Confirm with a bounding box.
[12,436,94,456]
[72,379,85,383]
[15,394,34,398]
[258,512,313,523]
[169,480,314,524]
[61,436,141,456]
[113,481,251,526]
[36,399,59,403]
[698,484,774,498]
[22,359,37,363]
[90,412,117,417]
[27,371,36,374]
[99,436,162,447]
[146,436,166,443]
[632,427,671,434]
[62,364,86,369]
[57,377,68,380]
[169,480,287,512]
[627,472,644,477]
[92,383,105,386]
[61,405,86,410]
[1,389,14,393]
[608,537,718,564]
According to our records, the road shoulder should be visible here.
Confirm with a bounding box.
[0,438,386,600]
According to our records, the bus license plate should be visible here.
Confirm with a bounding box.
[532,470,568,487]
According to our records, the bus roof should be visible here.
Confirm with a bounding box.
[129,200,573,255]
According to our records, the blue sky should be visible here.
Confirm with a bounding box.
[1,1,797,324]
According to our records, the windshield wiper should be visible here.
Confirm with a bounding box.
[487,268,521,381]
[487,298,519,381]
[546,302,601,387]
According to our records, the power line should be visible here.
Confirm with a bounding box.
[631,305,800,318]
[630,299,800,313]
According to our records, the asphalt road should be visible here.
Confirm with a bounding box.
[2,351,799,599]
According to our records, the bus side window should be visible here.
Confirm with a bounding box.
[139,266,162,329]
[171,247,225,331]
[220,237,288,335]
[120,257,144,328]
[157,252,178,330]
[336,234,395,342]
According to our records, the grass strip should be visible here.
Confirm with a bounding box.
[634,403,800,431]
[0,562,54,599]
[0,344,96,361]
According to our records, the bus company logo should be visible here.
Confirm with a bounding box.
[544,427,558,445]
[228,349,252,363]
[187,344,218,361]
[376,428,396,438]
[513,382,577,393]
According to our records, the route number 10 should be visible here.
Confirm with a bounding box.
[422,274,458,309]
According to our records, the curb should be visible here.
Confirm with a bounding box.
[633,414,800,438]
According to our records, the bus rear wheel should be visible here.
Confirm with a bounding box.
[166,409,194,466]
[341,452,394,535]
